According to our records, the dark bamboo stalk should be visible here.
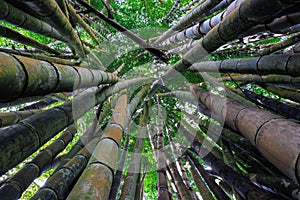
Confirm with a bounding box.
[30,137,99,200]
[19,97,58,111]
[0,125,76,200]
[75,0,169,62]
[0,24,60,55]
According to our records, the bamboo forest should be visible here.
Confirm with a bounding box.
[1,0,300,199]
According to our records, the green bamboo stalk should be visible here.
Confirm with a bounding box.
[67,1,101,46]
[30,137,99,200]
[67,93,127,199]
[191,84,300,183]
[260,32,300,56]
[0,125,76,200]
[150,0,294,96]
[0,53,118,102]
[18,0,85,57]
[0,78,151,175]
[0,24,60,55]
[0,1,63,42]
[188,54,300,77]
[0,48,79,65]
[0,109,42,127]
[119,105,148,200]
[260,84,300,103]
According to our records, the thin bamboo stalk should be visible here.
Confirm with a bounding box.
[119,105,148,200]
[75,0,169,63]
[0,24,60,55]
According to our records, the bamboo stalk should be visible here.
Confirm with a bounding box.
[188,54,300,77]
[75,0,169,63]
[0,24,60,55]
[30,137,99,200]
[0,53,118,102]
[0,109,42,127]
[67,93,127,199]
[191,84,300,183]
[0,125,76,200]
[119,105,148,200]
[18,0,85,57]
[0,1,63,41]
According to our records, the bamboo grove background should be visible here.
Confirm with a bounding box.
[0,0,300,199]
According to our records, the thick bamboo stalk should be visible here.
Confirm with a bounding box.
[109,86,149,200]
[0,1,63,41]
[191,85,300,183]
[67,93,127,200]
[240,11,300,38]
[0,109,42,127]
[154,0,223,45]
[192,150,282,199]
[249,174,300,200]
[108,132,130,200]
[17,0,85,57]
[30,137,99,200]
[0,125,76,200]
[0,24,60,55]
[219,75,300,87]
[0,53,118,102]
[0,78,152,175]
[159,0,242,47]
[157,104,172,200]
[188,54,300,77]
[75,0,169,63]
[150,0,294,96]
